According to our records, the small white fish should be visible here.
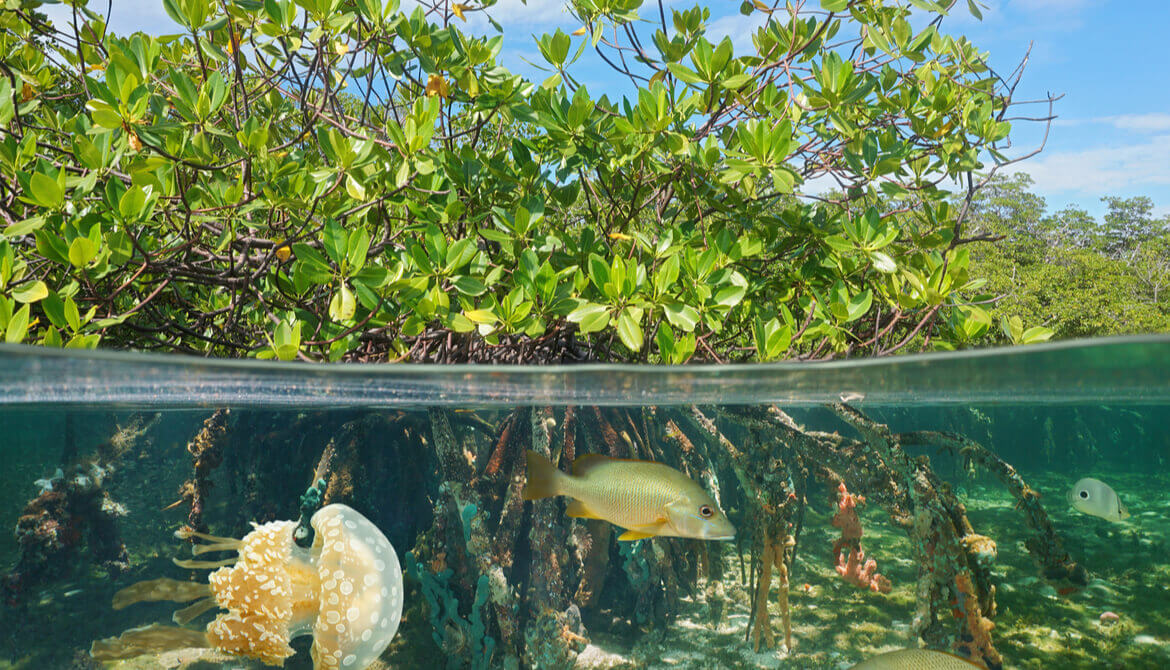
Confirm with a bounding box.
[1067,477,1130,522]
[522,451,735,541]
[850,648,985,669]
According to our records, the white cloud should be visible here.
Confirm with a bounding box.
[1054,113,1170,133]
[453,0,577,31]
[1010,0,1092,9]
[39,0,576,37]
[950,0,1092,32]
[1103,113,1170,132]
[705,12,766,55]
[41,0,181,36]
[1016,133,1170,195]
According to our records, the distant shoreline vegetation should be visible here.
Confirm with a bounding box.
[0,0,1163,362]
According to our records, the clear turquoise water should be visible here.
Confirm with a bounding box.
[1,336,1168,669]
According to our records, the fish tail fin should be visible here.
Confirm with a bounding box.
[522,450,563,501]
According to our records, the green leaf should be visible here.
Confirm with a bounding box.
[69,237,98,267]
[655,322,675,359]
[870,251,897,273]
[666,63,704,85]
[713,284,746,308]
[4,217,45,237]
[329,283,356,321]
[846,290,873,322]
[616,310,644,352]
[663,302,700,331]
[1021,326,1053,344]
[447,313,476,333]
[85,99,123,130]
[452,276,487,296]
[654,254,681,294]
[119,186,147,221]
[11,280,48,303]
[322,220,348,265]
[4,304,29,343]
[28,173,64,209]
[41,291,66,328]
[721,73,753,90]
[272,320,302,361]
[568,302,610,334]
[345,174,367,200]
[64,296,80,332]
[346,228,371,273]
[464,309,498,325]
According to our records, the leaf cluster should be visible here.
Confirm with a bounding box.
[0,0,1046,362]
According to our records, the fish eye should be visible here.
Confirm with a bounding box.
[1079,490,1090,499]
[699,505,714,518]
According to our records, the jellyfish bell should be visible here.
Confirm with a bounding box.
[91,504,403,669]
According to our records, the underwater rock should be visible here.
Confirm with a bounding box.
[92,504,402,669]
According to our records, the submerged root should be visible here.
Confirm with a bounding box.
[90,623,210,660]
[113,577,212,610]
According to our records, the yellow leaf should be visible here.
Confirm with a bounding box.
[334,41,350,55]
[275,243,291,262]
[20,82,34,103]
[752,0,772,11]
[452,3,468,21]
[572,26,587,36]
[608,232,632,241]
[426,74,450,99]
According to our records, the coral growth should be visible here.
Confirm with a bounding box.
[405,551,495,670]
[179,409,231,536]
[750,530,794,652]
[953,572,1000,668]
[831,482,891,594]
[2,462,129,605]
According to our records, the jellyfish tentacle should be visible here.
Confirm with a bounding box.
[112,577,213,610]
[90,623,211,660]
[176,527,244,547]
[173,596,219,625]
[174,557,239,570]
[190,540,245,555]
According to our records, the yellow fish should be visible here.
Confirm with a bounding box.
[522,451,735,542]
[850,648,985,669]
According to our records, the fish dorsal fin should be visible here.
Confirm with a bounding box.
[572,453,613,476]
[572,453,668,476]
[566,499,603,520]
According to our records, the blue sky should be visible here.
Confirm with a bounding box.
[43,0,1170,218]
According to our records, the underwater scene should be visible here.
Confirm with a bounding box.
[1,337,1169,670]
